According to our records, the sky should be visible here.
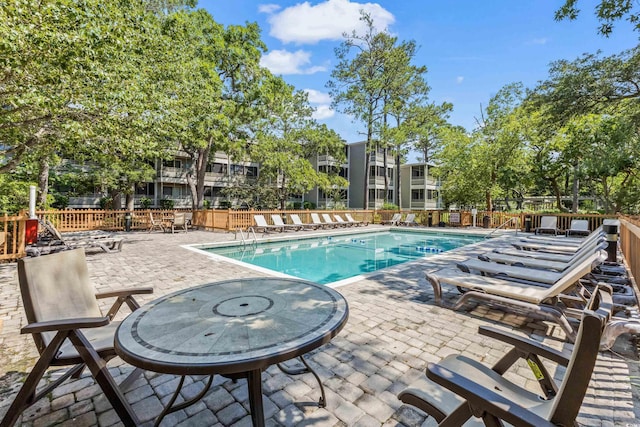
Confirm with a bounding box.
[197,0,636,152]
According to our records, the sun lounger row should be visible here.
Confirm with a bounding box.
[251,213,369,233]
[380,213,418,226]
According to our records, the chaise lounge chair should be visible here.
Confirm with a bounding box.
[345,213,368,226]
[456,250,604,285]
[566,219,590,237]
[535,215,560,235]
[333,214,353,227]
[425,252,604,342]
[28,219,125,256]
[322,213,343,228]
[271,214,302,231]
[289,214,318,230]
[398,285,613,427]
[381,213,401,226]
[253,215,284,233]
[399,213,418,226]
[0,249,153,427]
[310,213,328,229]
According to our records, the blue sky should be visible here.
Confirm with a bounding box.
[197,0,636,148]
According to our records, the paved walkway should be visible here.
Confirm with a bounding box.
[0,227,638,426]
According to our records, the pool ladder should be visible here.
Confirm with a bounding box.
[484,217,519,239]
[237,227,258,247]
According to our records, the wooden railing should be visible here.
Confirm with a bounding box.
[0,214,26,261]
[619,216,640,287]
[36,209,191,232]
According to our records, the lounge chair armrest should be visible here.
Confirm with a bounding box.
[95,287,154,299]
[426,363,555,427]
[21,316,110,334]
[479,326,570,366]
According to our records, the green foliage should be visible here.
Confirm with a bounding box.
[202,199,211,209]
[99,197,113,210]
[303,201,316,209]
[140,197,152,209]
[381,203,399,210]
[51,194,69,210]
[0,174,32,214]
[160,199,175,209]
[555,0,640,35]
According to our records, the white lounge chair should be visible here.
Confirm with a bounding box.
[566,219,590,237]
[535,215,560,235]
[345,213,367,226]
[310,213,328,229]
[381,213,401,226]
[322,213,341,228]
[333,214,352,227]
[253,215,283,233]
[290,214,317,230]
[399,213,418,226]
[271,214,301,231]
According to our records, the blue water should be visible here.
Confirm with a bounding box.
[204,231,482,285]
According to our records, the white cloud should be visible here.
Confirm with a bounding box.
[530,37,549,45]
[456,76,464,84]
[260,49,328,75]
[304,89,332,104]
[258,4,281,14]
[268,0,395,44]
[312,104,335,120]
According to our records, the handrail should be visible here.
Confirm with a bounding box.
[236,227,258,247]
[484,217,519,239]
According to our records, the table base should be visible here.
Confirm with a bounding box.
[154,355,325,427]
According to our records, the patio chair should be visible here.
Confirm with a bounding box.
[480,241,608,271]
[535,215,560,235]
[456,250,604,285]
[322,213,342,228]
[148,211,166,233]
[381,213,401,226]
[398,285,613,427]
[30,219,124,255]
[0,248,153,427]
[399,213,418,226]
[170,212,188,233]
[290,214,318,230]
[566,219,590,237]
[310,213,327,229]
[333,214,353,227]
[345,213,368,226]
[271,214,302,231]
[253,215,283,233]
[425,252,605,342]
[184,212,193,229]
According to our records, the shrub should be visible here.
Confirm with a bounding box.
[218,200,232,209]
[99,196,113,209]
[51,194,69,209]
[382,202,399,210]
[160,198,174,209]
[303,201,316,209]
[202,199,211,209]
[139,197,152,209]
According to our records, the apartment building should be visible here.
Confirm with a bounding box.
[303,144,350,209]
[347,141,395,209]
[399,163,442,210]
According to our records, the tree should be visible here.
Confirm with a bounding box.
[251,77,346,209]
[555,0,640,36]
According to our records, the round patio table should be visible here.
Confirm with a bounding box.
[114,277,349,427]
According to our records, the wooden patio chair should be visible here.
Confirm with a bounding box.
[0,249,153,427]
[148,211,165,233]
[170,212,188,233]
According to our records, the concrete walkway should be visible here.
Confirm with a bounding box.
[0,227,638,426]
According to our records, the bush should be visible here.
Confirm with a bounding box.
[139,197,152,209]
[160,198,174,209]
[202,199,211,209]
[218,200,232,209]
[303,201,316,209]
[382,202,399,210]
[51,194,69,209]
[99,196,113,209]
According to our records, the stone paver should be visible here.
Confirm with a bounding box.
[0,227,638,426]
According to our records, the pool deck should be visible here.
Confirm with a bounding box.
[0,226,638,426]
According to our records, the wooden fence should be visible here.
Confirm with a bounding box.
[0,208,621,261]
[619,216,640,289]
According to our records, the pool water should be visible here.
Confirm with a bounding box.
[204,231,482,285]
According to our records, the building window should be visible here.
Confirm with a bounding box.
[230,164,245,175]
[412,167,424,178]
[246,166,257,177]
[207,163,227,174]
[427,190,438,200]
[162,159,182,168]
[136,183,155,196]
[339,167,348,178]
[412,189,424,201]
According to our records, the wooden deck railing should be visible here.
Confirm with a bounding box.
[619,216,640,287]
[0,214,26,261]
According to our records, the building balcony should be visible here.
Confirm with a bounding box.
[368,177,394,187]
[410,177,438,187]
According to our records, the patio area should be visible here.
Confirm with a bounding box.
[0,227,638,426]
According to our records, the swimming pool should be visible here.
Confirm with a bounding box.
[200,230,482,285]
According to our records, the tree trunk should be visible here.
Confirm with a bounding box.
[363,112,373,209]
[485,190,493,212]
[551,179,564,211]
[125,183,135,210]
[37,158,49,208]
[186,142,212,210]
[110,190,122,210]
[571,161,579,213]
[395,153,401,207]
